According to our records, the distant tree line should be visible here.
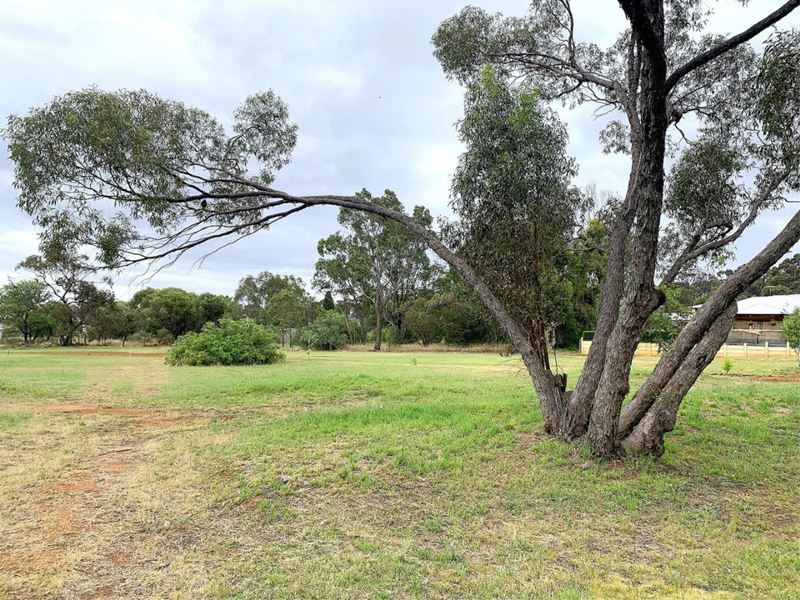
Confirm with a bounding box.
[0,214,603,350]
[3,217,798,351]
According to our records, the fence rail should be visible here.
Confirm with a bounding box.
[579,339,797,359]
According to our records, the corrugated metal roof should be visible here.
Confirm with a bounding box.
[735,294,800,316]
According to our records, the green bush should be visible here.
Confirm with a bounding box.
[299,310,349,350]
[784,309,800,365]
[366,326,391,344]
[166,318,284,366]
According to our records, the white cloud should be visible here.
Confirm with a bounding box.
[0,230,38,256]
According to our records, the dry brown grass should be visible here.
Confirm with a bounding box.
[1,349,798,598]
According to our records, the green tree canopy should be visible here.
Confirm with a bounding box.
[782,309,800,365]
[233,271,305,324]
[299,310,350,351]
[18,252,114,346]
[0,280,52,343]
[314,189,436,350]
[130,287,200,342]
[444,66,587,362]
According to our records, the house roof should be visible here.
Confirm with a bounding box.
[734,294,800,316]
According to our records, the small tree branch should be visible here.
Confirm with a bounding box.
[660,170,789,286]
[665,0,800,91]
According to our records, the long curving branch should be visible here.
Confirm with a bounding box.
[665,0,800,91]
[660,170,791,286]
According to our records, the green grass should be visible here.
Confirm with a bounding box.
[0,347,798,598]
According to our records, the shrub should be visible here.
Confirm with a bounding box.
[155,327,174,345]
[366,326,391,344]
[166,318,284,366]
[721,358,733,374]
[783,309,800,365]
[299,310,349,350]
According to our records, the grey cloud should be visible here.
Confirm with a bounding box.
[1,0,797,298]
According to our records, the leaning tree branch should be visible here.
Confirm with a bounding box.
[665,0,800,92]
[660,171,790,286]
[620,301,738,456]
[618,206,800,438]
[107,182,564,408]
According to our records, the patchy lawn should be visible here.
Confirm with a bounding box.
[0,348,798,599]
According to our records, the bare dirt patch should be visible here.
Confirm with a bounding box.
[0,402,211,598]
[35,403,157,416]
[22,350,164,357]
[33,404,195,431]
[516,429,550,449]
[49,478,101,493]
[755,372,800,382]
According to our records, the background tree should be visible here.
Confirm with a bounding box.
[8,1,800,458]
[321,291,336,311]
[197,292,232,325]
[112,301,138,347]
[300,310,350,351]
[86,302,123,344]
[404,296,437,346]
[233,271,305,324]
[748,253,800,296]
[314,190,435,351]
[0,280,52,343]
[19,253,114,346]
[783,309,800,365]
[130,287,201,343]
[556,216,610,348]
[264,286,313,347]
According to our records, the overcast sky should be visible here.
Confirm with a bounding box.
[1,0,798,299]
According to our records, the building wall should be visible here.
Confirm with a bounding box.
[733,314,784,331]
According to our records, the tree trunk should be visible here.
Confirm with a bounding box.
[619,208,800,442]
[297,184,800,458]
[621,303,737,456]
[374,300,383,351]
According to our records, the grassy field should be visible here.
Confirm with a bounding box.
[0,348,798,599]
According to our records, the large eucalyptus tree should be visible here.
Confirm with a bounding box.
[5,1,800,457]
[313,189,435,351]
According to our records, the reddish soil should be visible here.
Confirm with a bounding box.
[2,403,203,597]
[22,350,163,357]
[50,479,101,493]
[107,550,132,566]
[755,372,800,382]
[36,403,157,416]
